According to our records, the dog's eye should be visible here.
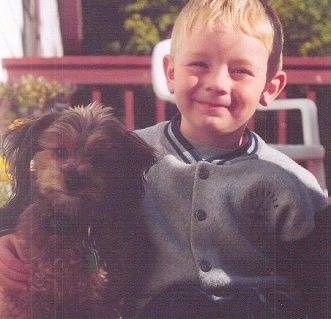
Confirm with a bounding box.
[90,153,110,169]
[55,148,69,159]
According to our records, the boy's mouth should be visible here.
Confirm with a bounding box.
[194,94,231,108]
[196,100,230,109]
[203,102,223,108]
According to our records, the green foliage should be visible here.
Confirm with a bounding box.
[0,75,74,124]
[117,0,330,56]
[271,0,331,55]
[124,14,160,53]
[111,0,185,54]
[0,156,10,206]
[0,182,11,206]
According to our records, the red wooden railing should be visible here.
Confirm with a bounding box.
[2,55,331,194]
[3,55,331,129]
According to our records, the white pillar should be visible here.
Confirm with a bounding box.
[0,0,24,81]
[39,0,63,56]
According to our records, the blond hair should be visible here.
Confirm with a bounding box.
[171,0,283,77]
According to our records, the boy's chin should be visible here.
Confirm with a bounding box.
[199,120,244,135]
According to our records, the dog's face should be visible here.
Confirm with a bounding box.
[4,103,155,208]
[35,108,123,202]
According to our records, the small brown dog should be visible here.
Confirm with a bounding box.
[0,103,155,318]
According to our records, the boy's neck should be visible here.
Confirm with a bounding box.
[179,125,248,150]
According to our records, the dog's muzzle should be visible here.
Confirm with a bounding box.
[41,212,77,234]
[65,170,89,192]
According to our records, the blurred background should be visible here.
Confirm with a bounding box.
[0,0,330,201]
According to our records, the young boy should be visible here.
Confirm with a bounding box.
[0,0,328,318]
[133,0,327,317]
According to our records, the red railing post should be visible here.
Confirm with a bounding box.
[91,87,102,103]
[307,85,317,102]
[277,91,288,144]
[124,89,135,130]
[155,98,166,123]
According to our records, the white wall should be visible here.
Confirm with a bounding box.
[39,0,63,57]
[0,0,63,82]
[0,0,23,81]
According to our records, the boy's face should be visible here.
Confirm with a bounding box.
[164,24,286,148]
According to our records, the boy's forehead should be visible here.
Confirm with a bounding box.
[173,6,274,56]
[177,24,269,64]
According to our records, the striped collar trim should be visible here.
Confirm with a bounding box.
[164,114,258,164]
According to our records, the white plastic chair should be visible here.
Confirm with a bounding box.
[151,39,327,196]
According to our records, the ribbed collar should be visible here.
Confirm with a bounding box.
[164,114,258,164]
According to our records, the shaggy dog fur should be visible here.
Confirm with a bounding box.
[0,103,155,318]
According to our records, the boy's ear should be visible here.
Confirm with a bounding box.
[260,71,287,106]
[163,54,175,94]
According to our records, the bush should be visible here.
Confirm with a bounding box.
[0,156,10,206]
[0,75,74,131]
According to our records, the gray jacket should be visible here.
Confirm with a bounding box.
[135,117,327,300]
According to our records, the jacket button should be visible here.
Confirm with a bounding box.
[199,168,209,180]
[200,260,212,272]
[195,209,207,221]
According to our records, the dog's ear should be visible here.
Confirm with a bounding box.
[124,132,156,177]
[1,112,59,217]
[115,131,156,199]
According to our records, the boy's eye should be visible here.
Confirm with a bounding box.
[231,68,253,76]
[188,61,208,69]
[55,148,69,159]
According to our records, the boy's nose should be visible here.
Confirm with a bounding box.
[205,68,232,94]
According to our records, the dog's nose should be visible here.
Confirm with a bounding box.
[65,170,89,191]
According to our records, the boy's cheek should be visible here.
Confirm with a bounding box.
[187,75,200,88]
[175,74,200,92]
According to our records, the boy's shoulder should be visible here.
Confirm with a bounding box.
[135,121,169,148]
[254,132,308,174]
[253,132,326,205]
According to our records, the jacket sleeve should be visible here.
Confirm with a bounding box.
[276,207,330,319]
